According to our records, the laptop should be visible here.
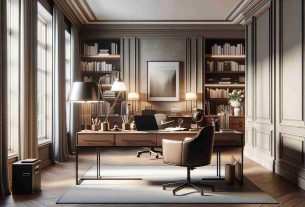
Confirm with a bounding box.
[133,115,159,131]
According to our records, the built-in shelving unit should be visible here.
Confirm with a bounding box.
[204,38,245,116]
[80,38,124,116]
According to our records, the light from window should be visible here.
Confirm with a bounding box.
[7,0,19,154]
[37,3,52,143]
[65,30,72,132]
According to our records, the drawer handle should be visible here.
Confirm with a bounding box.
[83,140,112,143]
[122,140,154,143]
[23,173,31,177]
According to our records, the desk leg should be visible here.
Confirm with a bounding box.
[76,147,79,185]
[216,148,219,177]
[241,147,244,185]
[219,148,221,179]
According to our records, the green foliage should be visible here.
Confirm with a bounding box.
[228,89,245,103]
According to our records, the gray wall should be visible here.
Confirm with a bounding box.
[245,0,305,189]
[80,24,244,112]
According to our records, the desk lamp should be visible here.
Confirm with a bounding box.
[68,82,98,130]
[128,92,140,115]
[185,92,197,112]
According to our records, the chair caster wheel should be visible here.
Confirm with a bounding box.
[137,154,140,158]
[163,186,166,190]
[156,155,159,159]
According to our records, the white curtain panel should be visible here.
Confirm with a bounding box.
[19,0,39,159]
[69,25,81,154]
[0,0,11,198]
[52,5,69,162]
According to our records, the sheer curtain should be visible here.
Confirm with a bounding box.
[19,0,38,159]
[69,25,81,153]
[52,5,69,161]
[0,0,11,198]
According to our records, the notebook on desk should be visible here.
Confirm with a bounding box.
[164,127,188,131]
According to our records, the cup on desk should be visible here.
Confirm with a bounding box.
[101,122,109,131]
[122,123,130,130]
[91,124,101,131]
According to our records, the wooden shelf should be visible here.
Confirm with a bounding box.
[81,55,120,59]
[205,84,245,88]
[205,54,245,59]
[81,70,119,75]
[205,71,245,74]
[206,98,229,101]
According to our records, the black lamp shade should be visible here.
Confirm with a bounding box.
[68,82,98,102]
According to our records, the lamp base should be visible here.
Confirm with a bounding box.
[101,122,109,131]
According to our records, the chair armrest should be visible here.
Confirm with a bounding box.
[184,137,193,141]
[162,139,183,165]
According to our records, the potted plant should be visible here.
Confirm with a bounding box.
[228,90,245,116]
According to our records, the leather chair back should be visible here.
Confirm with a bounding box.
[182,126,215,167]
[154,113,168,129]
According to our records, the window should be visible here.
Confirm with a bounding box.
[65,30,72,132]
[37,3,52,143]
[7,0,19,155]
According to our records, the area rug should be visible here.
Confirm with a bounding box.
[57,165,277,204]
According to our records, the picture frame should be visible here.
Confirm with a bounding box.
[147,61,180,101]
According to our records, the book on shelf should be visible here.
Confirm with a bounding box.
[99,49,109,56]
[206,61,245,72]
[206,88,229,99]
[111,43,118,55]
[81,61,113,72]
[205,101,233,115]
[83,43,98,56]
[83,76,92,82]
[211,43,245,55]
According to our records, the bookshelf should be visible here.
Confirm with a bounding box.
[80,38,125,116]
[204,38,245,116]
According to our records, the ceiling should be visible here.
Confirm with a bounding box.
[64,0,249,24]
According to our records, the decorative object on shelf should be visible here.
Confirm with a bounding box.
[130,120,136,130]
[68,82,98,130]
[191,108,204,130]
[211,117,220,131]
[228,90,245,116]
[185,92,197,112]
[128,92,140,114]
[147,61,180,101]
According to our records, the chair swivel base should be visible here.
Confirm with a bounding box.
[136,147,162,158]
[162,167,214,196]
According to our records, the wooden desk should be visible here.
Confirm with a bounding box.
[76,130,244,185]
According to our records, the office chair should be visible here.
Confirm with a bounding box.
[136,113,172,158]
[162,126,215,195]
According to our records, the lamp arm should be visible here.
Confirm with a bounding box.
[105,91,122,122]
[97,71,120,116]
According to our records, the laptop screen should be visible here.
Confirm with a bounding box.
[133,115,159,131]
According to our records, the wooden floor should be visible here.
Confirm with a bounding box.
[1,147,305,207]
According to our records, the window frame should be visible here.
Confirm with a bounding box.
[37,3,53,145]
[65,30,72,133]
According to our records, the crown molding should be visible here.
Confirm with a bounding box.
[54,0,82,27]
[63,0,248,25]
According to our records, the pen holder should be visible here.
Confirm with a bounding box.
[122,123,130,130]
[101,122,109,131]
[91,124,101,131]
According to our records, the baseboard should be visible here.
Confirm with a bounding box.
[244,147,274,171]
[275,161,305,190]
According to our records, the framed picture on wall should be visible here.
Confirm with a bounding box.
[147,61,180,101]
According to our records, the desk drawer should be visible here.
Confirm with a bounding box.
[77,134,114,146]
[157,134,194,146]
[116,135,156,146]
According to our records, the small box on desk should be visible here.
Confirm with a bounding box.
[12,159,41,194]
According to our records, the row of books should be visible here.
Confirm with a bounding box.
[206,61,245,72]
[83,43,98,56]
[83,42,119,56]
[83,76,117,85]
[205,102,232,115]
[81,61,114,71]
[211,43,245,55]
[103,90,115,99]
[206,88,229,99]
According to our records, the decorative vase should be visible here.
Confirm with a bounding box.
[230,100,241,116]
[233,107,241,116]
